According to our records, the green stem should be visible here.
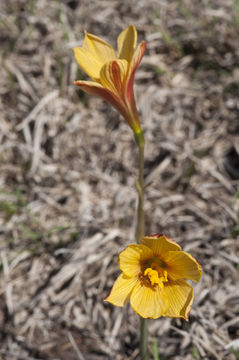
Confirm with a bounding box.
[136,143,145,243]
[135,140,149,360]
[140,317,148,360]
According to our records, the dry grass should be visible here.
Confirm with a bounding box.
[0,0,239,359]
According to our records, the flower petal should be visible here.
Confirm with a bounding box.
[163,280,193,320]
[105,273,137,307]
[100,59,128,95]
[74,80,128,119]
[117,25,137,62]
[124,41,146,103]
[142,234,181,257]
[73,46,103,81]
[119,244,154,277]
[83,31,116,65]
[163,251,202,282]
[130,282,169,319]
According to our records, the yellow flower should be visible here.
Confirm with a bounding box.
[105,234,202,320]
[73,25,146,145]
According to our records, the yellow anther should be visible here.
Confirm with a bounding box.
[144,266,168,287]
[144,268,151,276]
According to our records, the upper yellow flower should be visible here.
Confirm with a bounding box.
[105,234,202,320]
[73,26,146,145]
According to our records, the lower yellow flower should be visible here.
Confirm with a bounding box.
[105,234,202,320]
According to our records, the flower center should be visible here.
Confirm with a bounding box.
[144,262,168,288]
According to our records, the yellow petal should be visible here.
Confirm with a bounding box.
[119,244,154,277]
[163,280,193,320]
[117,25,137,62]
[130,282,169,319]
[83,31,116,65]
[74,80,128,119]
[100,59,128,95]
[73,46,103,81]
[142,234,181,257]
[163,251,202,282]
[105,273,137,307]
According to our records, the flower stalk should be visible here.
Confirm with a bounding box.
[136,134,145,244]
[140,317,148,360]
[135,135,149,360]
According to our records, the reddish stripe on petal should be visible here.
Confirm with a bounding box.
[125,41,146,104]
[110,61,124,94]
[74,80,128,119]
[100,60,128,97]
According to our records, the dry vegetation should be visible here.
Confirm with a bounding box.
[0,0,239,359]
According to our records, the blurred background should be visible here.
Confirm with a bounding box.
[0,0,239,359]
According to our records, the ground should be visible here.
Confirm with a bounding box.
[0,0,239,359]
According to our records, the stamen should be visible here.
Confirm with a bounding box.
[144,264,168,288]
